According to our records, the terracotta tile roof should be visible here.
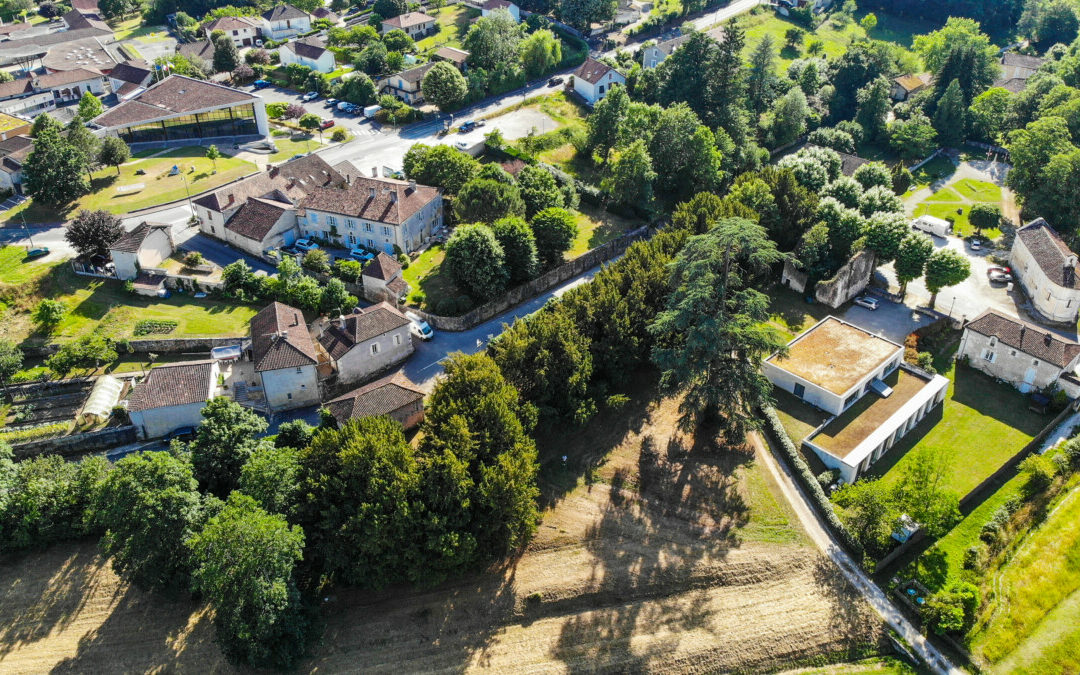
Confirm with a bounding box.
[386,276,409,296]
[575,57,620,85]
[284,37,327,60]
[109,221,170,254]
[965,310,1080,369]
[317,302,410,359]
[299,176,438,225]
[128,360,214,412]
[194,154,342,212]
[363,251,401,280]
[263,4,309,21]
[92,75,260,129]
[382,11,434,29]
[250,301,318,372]
[225,197,292,242]
[33,67,101,89]
[177,40,216,61]
[109,60,153,85]
[204,15,260,32]
[1016,218,1080,289]
[434,46,469,64]
[70,0,98,12]
[327,372,424,424]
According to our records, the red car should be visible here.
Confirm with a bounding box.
[320,119,335,130]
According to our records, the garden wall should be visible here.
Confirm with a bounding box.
[24,337,246,358]
[815,249,876,308]
[409,226,649,331]
[11,425,138,459]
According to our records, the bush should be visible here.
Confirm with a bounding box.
[816,469,839,487]
[962,545,982,570]
[133,319,178,336]
[1019,453,1055,498]
[184,251,205,266]
[331,127,348,142]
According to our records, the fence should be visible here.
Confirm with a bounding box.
[407,226,649,332]
[11,425,138,459]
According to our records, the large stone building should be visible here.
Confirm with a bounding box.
[958,309,1080,397]
[1010,218,1080,325]
[315,303,414,385]
[249,301,321,410]
[222,197,299,256]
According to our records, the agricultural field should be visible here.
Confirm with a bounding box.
[0,382,892,672]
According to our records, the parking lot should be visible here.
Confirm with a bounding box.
[249,84,383,138]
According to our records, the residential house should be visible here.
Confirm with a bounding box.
[573,57,626,105]
[127,360,219,439]
[433,46,469,71]
[298,170,442,255]
[890,74,929,101]
[203,15,262,47]
[378,62,433,104]
[279,37,335,73]
[959,309,1080,397]
[315,303,414,385]
[481,0,521,22]
[326,371,425,430]
[194,154,342,238]
[250,301,321,410]
[0,135,32,194]
[223,197,299,256]
[108,222,173,282]
[108,60,154,100]
[91,75,269,149]
[763,316,948,483]
[1010,218,1080,325]
[32,67,105,104]
[642,26,724,69]
[380,12,436,38]
[261,5,312,41]
[311,7,341,24]
[70,0,100,17]
[177,40,216,64]
[994,52,1045,92]
[361,251,410,304]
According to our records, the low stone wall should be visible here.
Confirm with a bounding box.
[409,226,649,332]
[12,425,138,459]
[24,336,246,359]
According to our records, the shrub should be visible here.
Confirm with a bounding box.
[962,545,982,570]
[331,127,348,142]
[1019,453,1055,498]
[816,469,839,487]
[184,251,205,266]
[134,319,178,336]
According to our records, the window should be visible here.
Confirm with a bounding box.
[844,392,859,408]
[327,215,337,226]
[989,336,997,347]
[364,222,373,232]
[296,366,303,373]
[982,349,996,363]
[310,213,319,224]
[287,392,292,399]
[367,238,375,248]
[348,234,356,244]
[371,343,379,355]
[598,84,605,95]
[346,219,356,228]
[792,383,805,399]
[381,226,392,236]
[394,334,401,346]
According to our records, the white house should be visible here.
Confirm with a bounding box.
[127,360,219,439]
[958,309,1080,397]
[315,303,414,385]
[203,15,262,47]
[108,221,174,281]
[481,0,520,22]
[361,251,410,304]
[279,37,335,73]
[1010,218,1080,325]
[223,197,298,256]
[0,135,32,194]
[764,316,948,483]
[261,4,312,41]
[32,68,105,104]
[298,169,442,255]
[573,57,626,105]
[377,62,433,105]
[380,11,436,38]
[641,26,723,69]
[249,301,321,410]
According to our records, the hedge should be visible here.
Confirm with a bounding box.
[760,406,866,561]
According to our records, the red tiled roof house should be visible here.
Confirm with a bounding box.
[314,302,414,385]
[250,301,321,410]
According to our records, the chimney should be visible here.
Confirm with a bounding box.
[228,193,235,205]
[292,311,299,327]
[345,173,351,185]
[1046,332,1054,346]
[408,179,416,192]
[372,166,378,178]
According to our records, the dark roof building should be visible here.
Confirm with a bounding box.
[1015,218,1080,289]
[32,67,102,90]
[575,57,615,85]
[433,46,469,67]
[109,60,153,86]
[203,15,261,33]
[299,176,439,225]
[964,309,1080,369]
[177,40,216,62]
[363,252,402,282]
[317,303,410,360]
[250,301,318,372]
[195,154,342,213]
[312,7,340,22]
[283,37,329,60]
[128,361,215,412]
[225,197,293,242]
[0,135,32,174]
[381,11,435,29]
[263,4,309,20]
[326,372,425,428]
[109,221,171,253]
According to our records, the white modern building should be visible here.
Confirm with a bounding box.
[764,317,949,483]
[261,4,312,41]
[1010,218,1080,325]
[203,15,262,47]
[958,309,1080,397]
[128,360,219,439]
[573,57,626,105]
[107,221,174,281]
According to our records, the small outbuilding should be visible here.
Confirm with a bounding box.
[325,371,425,429]
[127,360,219,439]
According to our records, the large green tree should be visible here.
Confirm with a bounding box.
[889,112,938,159]
[557,0,616,31]
[402,143,477,193]
[23,125,89,206]
[64,209,123,258]
[934,78,968,146]
[895,232,935,297]
[463,9,522,70]
[585,83,629,159]
[190,397,268,497]
[531,207,578,268]
[516,165,563,217]
[601,139,656,208]
[421,61,468,111]
[212,34,240,73]
[491,216,538,283]
[454,178,525,223]
[1006,115,1075,202]
[519,29,561,78]
[924,247,971,306]
[240,443,302,518]
[445,223,509,300]
[77,91,103,122]
[855,76,892,143]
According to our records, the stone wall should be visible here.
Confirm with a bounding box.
[781,260,808,294]
[408,226,649,332]
[12,425,138,459]
[815,249,876,308]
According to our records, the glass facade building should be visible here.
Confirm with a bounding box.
[117,104,259,144]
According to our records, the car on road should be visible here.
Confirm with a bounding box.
[455,140,470,150]
[458,120,476,133]
[302,91,320,102]
[548,76,564,86]
[349,248,374,263]
[853,296,879,310]
[24,247,49,259]
[253,79,271,89]
[969,237,983,251]
[320,119,335,129]
[987,267,1013,283]
[295,239,319,252]
[405,311,434,340]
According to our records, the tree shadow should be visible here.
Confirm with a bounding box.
[809,556,893,657]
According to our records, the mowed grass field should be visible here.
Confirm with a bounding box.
[0,380,892,672]
[910,178,1004,238]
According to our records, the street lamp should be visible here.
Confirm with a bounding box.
[179,169,195,221]
[19,211,35,249]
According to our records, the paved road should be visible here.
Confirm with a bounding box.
[688,0,764,30]
[749,430,963,675]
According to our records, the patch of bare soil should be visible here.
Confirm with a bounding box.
[0,386,888,673]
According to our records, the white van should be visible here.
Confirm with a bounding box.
[912,215,952,238]
[405,311,434,341]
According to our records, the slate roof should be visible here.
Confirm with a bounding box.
[0,78,33,101]
[109,59,153,85]
[652,26,723,57]
[109,222,170,254]
[965,310,1080,369]
[312,7,340,22]
[263,4,309,21]
[194,154,342,212]
[250,301,318,372]
[128,360,214,412]
[382,11,434,29]
[92,75,260,129]
[284,37,328,60]
[362,251,401,281]
[997,78,1028,93]
[326,372,424,424]
[225,197,292,242]
[0,22,30,36]
[299,175,438,225]
[317,302,410,359]
[392,62,434,84]
[0,136,33,173]
[1016,218,1080,289]
[33,67,102,89]
[1002,52,1045,70]
[62,8,110,33]
[575,57,618,85]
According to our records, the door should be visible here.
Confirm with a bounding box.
[1021,366,1037,393]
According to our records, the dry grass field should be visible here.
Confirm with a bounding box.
[0,380,889,673]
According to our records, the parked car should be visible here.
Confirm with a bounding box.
[405,311,434,340]
[253,79,271,89]
[987,268,1013,283]
[302,91,320,102]
[24,247,49,259]
[168,426,196,441]
[458,120,476,133]
[455,140,470,150]
[320,119,335,129]
[295,239,319,251]
[349,248,374,263]
[325,98,338,108]
[337,101,352,111]
[548,76,564,86]
[854,296,879,310]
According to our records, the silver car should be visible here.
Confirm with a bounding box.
[854,296,879,310]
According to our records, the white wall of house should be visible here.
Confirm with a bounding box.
[138,228,172,268]
[762,351,903,416]
[48,77,105,103]
[1011,237,1080,324]
[0,92,54,117]
[302,195,441,255]
[382,19,434,37]
[259,364,320,410]
[206,24,259,47]
[335,328,413,384]
[279,46,335,73]
[263,15,311,40]
[129,400,207,439]
[958,328,1080,393]
[573,70,626,105]
[225,208,298,256]
[111,249,140,281]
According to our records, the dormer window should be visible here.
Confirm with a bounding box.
[989,336,997,347]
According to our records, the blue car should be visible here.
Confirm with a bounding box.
[253,79,271,90]
[349,248,374,263]
[295,239,319,252]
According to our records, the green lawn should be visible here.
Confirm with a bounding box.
[954,177,1003,202]
[402,244,461,312]
[772,388,829,445]
[766,286,828,341]
[268,135,325,162]
[111,18,172,42]
[3,147,257,225]
[0,246,62,285]
[568,205,637,258]
[416,5,480,53]
[924,187,962,202]
[911,178,1004,238]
